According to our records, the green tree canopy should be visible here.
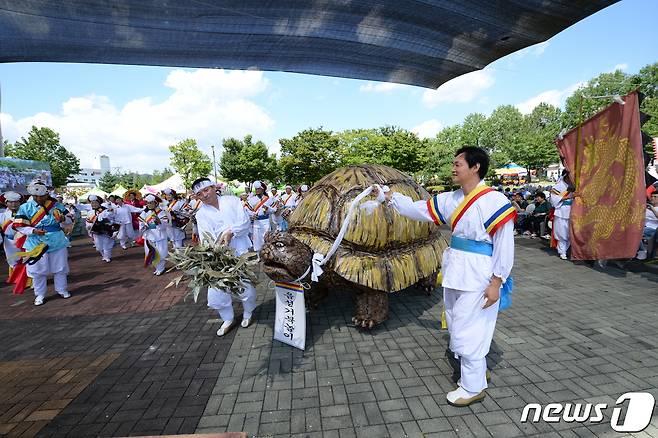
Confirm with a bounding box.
[98,171,119,192]
[6,126,81,187]
[169,139,212,189]
[279,128,340,185]
[423,125,462,184]
[219,135,278,190]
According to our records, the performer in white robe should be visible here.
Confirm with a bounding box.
[269,187,283,231]
[163,189,187,248]
[246,181,277,252]
[1,191,23,273]
[550,172,573,260]
[192,177,257,336]
[113,197,143,249]
[14,180,72,306]
[279,185,297,231]
[139,194,169,275]
[87,197,117,262]
[378,146,515,407]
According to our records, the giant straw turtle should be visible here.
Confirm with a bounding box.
[260,164,449,328]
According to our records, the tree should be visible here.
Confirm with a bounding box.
[460,113,487,147]
[630,62,658,141]
[219,135,278,190]
[513,103,562,182]
[8,126,80,187]
[169,139,212,189]
[423,125,462,184]
[562,69,634,131]
[279,128,340,185]
[336,126,427,174]
[483,105,523,172]
[149,168,174,185]
[98,172,119,192]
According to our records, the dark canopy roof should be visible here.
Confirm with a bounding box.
[0,1,616,88]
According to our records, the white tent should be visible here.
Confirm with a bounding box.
[141,173,228,195]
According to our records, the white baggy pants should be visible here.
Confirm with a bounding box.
[553,217,570,256]
[93,234,114,260]
[117,223,135,248]
[167,226,186,248]
[251,219,270,252]
[444,287,499,393]
[26,247,69,299]
[144,238,168,273]
[208,283,257,322]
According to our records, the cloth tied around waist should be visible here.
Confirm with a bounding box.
[449,235,513,311]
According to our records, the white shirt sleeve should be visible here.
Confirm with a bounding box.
[231,198,251,238]
[17,226,34,235]
[491,220,514,282]
[388,192,435,223]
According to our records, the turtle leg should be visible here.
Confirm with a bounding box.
[352,289,388,329]
[417,272,439,295]
[305,282,329,310]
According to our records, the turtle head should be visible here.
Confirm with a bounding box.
[260,231,313,282]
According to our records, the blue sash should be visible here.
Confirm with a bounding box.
[40,224,62,232]
[256,214,270,220]
[449,235,513,311]
[562,200,572,206]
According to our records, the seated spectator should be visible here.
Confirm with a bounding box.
[511,192,528,234]
[524,192,550,238]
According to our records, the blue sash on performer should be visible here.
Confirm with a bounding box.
[562,200,572,206]
[40,224,62,233]
[449,235,513,311]
[256,214,270,220]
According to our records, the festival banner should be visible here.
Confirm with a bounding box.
[273,282,306,350]
[0,158,52,193]
[556,91,645,260]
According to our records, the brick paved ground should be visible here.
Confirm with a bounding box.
[0,236,657,437]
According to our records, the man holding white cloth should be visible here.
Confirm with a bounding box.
[376,146,515,407]
[192,177,257,336]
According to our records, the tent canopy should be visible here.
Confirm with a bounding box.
[109,185,128,197]
[495,163,527,176]
[0,1,616,89]
[81,187,108,201]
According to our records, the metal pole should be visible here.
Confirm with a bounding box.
[211,145,218,182]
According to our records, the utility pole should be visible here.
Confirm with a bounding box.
[211,145,218,182]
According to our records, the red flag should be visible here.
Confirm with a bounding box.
[556,91,645,260]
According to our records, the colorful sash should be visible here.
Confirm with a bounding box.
[2,217,13,234]
[426,195,447,226]
[143,240,161,267]
[449,185,494,231]
[484,204,517,236]
[13,198,57,229]
[283,193,295,206]
[143,208,162,228]
[251,196,269,213]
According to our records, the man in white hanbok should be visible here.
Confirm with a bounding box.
[549,171,573,260]
[139,194,169,275]
[269,187,283,231]
[192,177,257,337]
[113,197,143,249]
[279,185,297,231]
[246,181,277,252]
[376,146,515,407]
[163,189,187,248]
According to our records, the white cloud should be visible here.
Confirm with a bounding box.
[411,119,443,139]
[611,63,628,72]
[359,81,408,93]
[516,81,584,114]
[1,69,275,172]
[422,70,494,108]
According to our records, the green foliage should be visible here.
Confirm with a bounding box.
[169,139,212,189]
[98,172,119,192]
[630,62,658,140]
[149,168,174,185]
[422,125,462,184]
[219,135,278,189]
[7,126,81,187]
[337,126,427,174]
[279,128,341,185]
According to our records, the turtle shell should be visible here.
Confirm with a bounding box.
[287,164,448,292]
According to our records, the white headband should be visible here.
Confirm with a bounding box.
[144,194,157,203]
[88,195,98,202]
[192,179,214,194]
[285,185,292,189]
[253,180,263,189]
[300,184,309,192]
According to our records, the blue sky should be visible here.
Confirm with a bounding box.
[1,0,657,173]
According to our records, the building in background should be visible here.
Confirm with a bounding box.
[69,155,111,188]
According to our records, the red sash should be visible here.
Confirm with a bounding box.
[450,186,494,231]
[252,196,269,213]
